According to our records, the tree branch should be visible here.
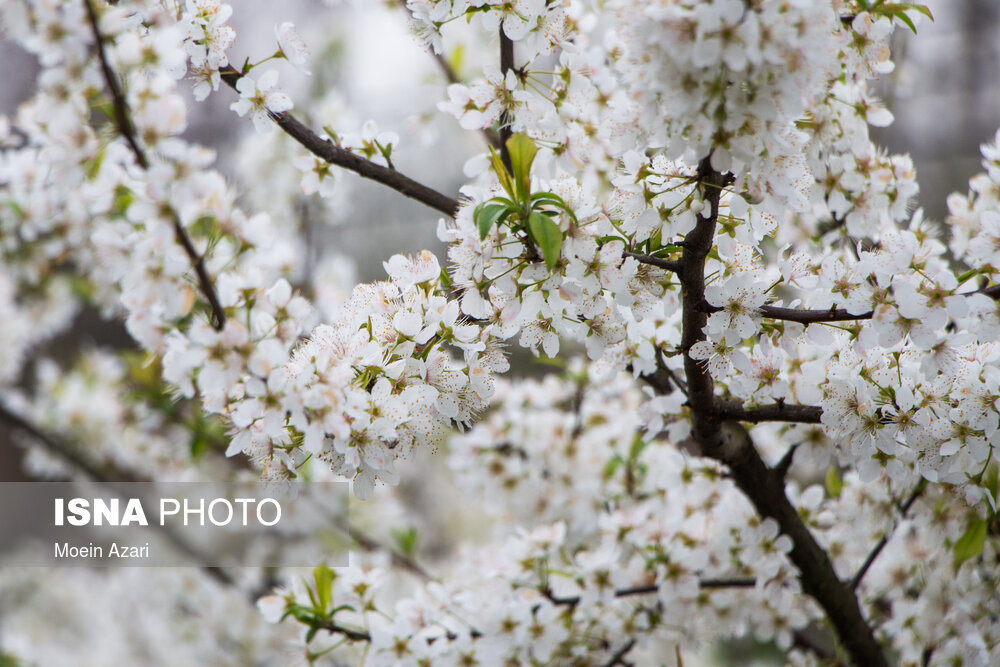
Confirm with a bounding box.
[979,283,1000,300]
[316,621,372,642]
[84,0,226,330]
[546,577,756,607]
[219,67,461,217]
[715,401,823,424]
[601,638,636,667]
[759,278,1000,325]
[759,304,873,323]
[498,26,515,172]
[850,480,927,591]
[657,156,889,667]
[624,251,682,273]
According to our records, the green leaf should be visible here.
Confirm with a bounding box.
[506,133,538,204]
[392,527,419,557]
[531,191,565,204]
[488,146,515,199]
[528,211,563,271]
[446,44,465,78]
[983,464,999,511]
[954,519,988,569]
[475,202,512,240]
[531,195,578,223]
[647,227,662,252]
[312,565,334,615]
[825,466,843,498]
[891,8,918,34]
[604,455,624,480]
[897,3,932,20]
[438,266,454,291]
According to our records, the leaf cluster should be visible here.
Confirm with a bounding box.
[473,134,576,271]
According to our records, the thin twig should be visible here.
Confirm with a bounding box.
[601,638,636,667]
[498,26,515,172]
[547,577,756,607]
[316,621,372,642]
[651,154,889,666]
[624,251,682,273]
[219,67,461,217]
[393,0,502,150]
[760,282,1000,324]
[759,304,873,323]
[715,401,823,424]
[850,480,927,591]
[84,0,227,330]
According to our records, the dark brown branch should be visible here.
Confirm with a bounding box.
[981,283,1000,300]
[850,480,927,591]
[84,0,227,330]
[659,156,889,667]
[716,401,823,424]
[624,251,682,273]
[601,639,636,667]
[498,27,515,173]
[84,0,146,168]
[219,67,461,217]
[760,277,1000,326]
[759,304,873,323]
[0,403,121,484]
[316,621,372,642]
[547,577,756,607]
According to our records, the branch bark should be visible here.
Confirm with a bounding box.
[624,251,682,273]
[655,156,889,667]
[219,67,461,217]
[759,304,873,323]
[85,0,227,330]
[715,401,823,424]
[498,26,515,173]
[758,280,1000,325]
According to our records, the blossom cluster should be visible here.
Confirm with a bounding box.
[258,371,822,665]
[225,251,507,499]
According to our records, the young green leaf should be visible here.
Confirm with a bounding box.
[891,8,918,34]
[312,565,334,615]
[506,133,538,204]
[488,146,515,198]
[531,193,578,223]
[825,466,843,498]
[528,211,563,271]
[953,518,988,569]
[475,201,512,239]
